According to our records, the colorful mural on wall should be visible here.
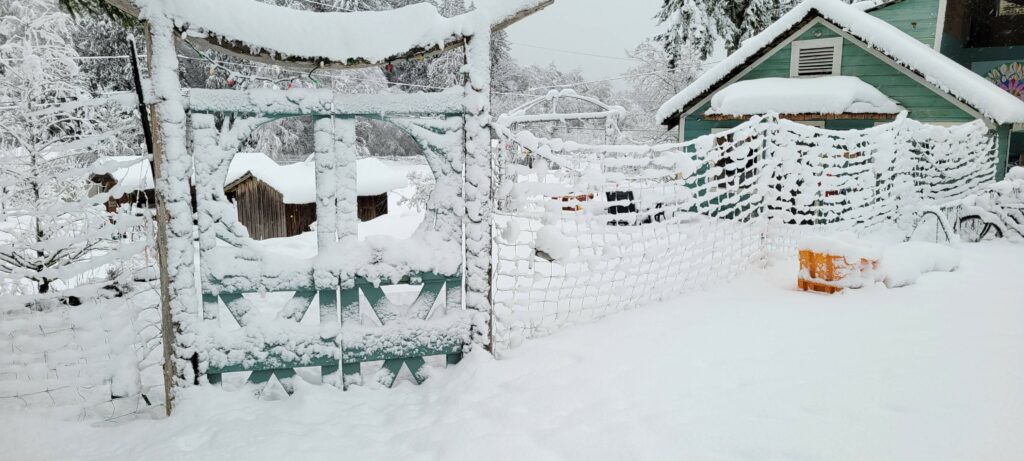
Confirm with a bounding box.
[987,62,1024,101]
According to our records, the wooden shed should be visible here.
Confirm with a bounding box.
[88,156,157,213]
[224,153,408,240]
[224,172,318,240]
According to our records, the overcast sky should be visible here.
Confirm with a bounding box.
[504,0,665,85]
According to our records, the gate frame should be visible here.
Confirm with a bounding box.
[98,0,555,414]
[189,98,470,392]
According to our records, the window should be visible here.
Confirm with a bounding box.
[790,38,843,77]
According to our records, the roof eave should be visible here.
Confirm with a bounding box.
[703,112,900,121]
[224,171,256,193]
[860,0,905,13]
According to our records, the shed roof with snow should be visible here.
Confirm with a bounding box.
[656,0,1024,128]
[91,156,154,195]
[224,153,408,204]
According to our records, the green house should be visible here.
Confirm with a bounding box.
[657,0,1024,179]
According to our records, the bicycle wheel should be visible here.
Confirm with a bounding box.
[957,215,1001,242]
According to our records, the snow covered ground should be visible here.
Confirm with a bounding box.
[3,241,1023,461]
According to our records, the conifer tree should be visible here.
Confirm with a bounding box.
[655,0,795,66]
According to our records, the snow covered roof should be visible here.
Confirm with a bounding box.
[656,0,1024,127]
[91,156,154,192]
[849,0,901,11]
[225,153,408,204]
[106,0,552,68]
[706,76,904,117]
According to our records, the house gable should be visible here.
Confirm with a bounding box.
[659,0,1024,131]
[680,19,976,141]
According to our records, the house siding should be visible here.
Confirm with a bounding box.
[867,0,941,46]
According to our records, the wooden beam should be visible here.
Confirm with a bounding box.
[703,113,899,122]
[185,88,464,117]
[101,0,139,18]
[102,0,553,70]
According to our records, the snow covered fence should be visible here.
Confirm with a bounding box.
[0,288,162,419]
[491,114,997,351]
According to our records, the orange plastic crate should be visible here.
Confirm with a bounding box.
[798,250,877,295]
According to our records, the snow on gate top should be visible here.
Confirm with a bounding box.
[130,0,552,65]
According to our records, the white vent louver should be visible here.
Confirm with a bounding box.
[791,38,842,78]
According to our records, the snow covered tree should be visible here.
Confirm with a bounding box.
[0,0,142,303]
[655,0,794,64]
[620,38,701,141]
[70,15,139,92]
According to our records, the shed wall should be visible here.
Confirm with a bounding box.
[227,177,288,240]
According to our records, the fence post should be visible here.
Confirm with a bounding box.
[145,17,198,416]
[463,31,494,351]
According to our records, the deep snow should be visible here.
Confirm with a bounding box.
[2,241,1023,461]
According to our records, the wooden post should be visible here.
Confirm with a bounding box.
[146,18,198,416]
[144,22,175,417]
[463,32,494,351]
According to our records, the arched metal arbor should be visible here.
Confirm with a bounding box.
[498,89,627,144]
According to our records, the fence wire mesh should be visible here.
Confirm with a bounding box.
[0,278,163,420]
[492,115,998,352]
[0,209,164,420]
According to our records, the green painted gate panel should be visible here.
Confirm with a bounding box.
[203,289,340,390]
[203,273,466,392]
[340,273,465,389]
